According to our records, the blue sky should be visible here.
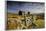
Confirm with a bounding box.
[7,1,44,14]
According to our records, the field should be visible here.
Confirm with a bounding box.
[6,13,45,30]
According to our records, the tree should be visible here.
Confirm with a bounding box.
[28,12,30,15]
[19,10,22,15]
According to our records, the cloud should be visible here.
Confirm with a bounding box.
[8,2,44,14]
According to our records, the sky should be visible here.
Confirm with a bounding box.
[7,1,45,14]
